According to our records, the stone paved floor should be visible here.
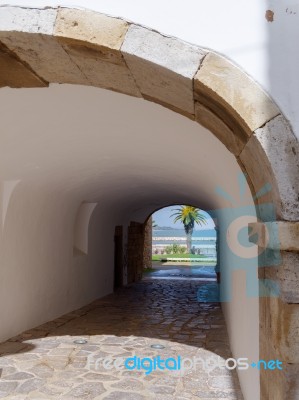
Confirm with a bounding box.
[0,280,243,399]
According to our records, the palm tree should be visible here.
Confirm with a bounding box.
[171,206,207,254]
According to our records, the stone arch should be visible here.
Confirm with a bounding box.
[0,6,298,221]
[0,6,298,399]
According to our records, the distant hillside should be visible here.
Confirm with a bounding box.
[153,226,179,230]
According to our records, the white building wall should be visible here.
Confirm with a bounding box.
[0,183,116,341]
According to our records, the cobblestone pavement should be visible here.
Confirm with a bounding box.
[0,280,243,399]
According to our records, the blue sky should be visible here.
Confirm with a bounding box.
[152,206,215,230]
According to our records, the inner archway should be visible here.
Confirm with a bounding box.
[146,205,217,280]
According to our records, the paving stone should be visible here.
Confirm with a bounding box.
[3,371,34,380]
[0,381,18,392]
[13,353,39,361]
[208,375,238,390]
[0,280,243,399]
[28,363,54,379]
[193,389,241,399]
[152,395,174,400]
[0,366,16,377]
[65,382,105,398]
[84,372,118,381]
[150,384,176,394]
[39,385,64,396]
[49,347,75,356]
[102,391,147,399]
[111,377,144,391]
[16,378,45,393]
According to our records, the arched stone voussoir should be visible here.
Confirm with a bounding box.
[0,7,59,85]
[53,8,142,96]
[240,115,299,221]
[0,6,142,96]
[238,133,282,221]
[0,6,56,88]
[0,41,47,88]
[121,24,206,117]
[194,52,280,140]
[194,102,244,155]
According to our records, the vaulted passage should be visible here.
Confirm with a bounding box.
[0,280,243,399]
[0,6,298,400]
[0,83,258,399]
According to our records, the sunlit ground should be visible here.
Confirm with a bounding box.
[0,280,242,399]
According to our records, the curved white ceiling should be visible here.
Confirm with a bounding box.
[0,84,249,221]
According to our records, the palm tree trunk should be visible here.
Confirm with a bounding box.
[186,231,192,254]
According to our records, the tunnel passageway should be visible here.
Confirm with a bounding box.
[0,280,242,399]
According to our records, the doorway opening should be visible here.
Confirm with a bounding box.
[145,205,218,282]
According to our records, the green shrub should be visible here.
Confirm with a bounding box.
[179,246,187,254]
[165,246,172,254]
[172,243,179,254]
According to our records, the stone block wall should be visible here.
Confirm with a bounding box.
[143,217,152,269]
[127,221,144,283]
[251,222,299,399]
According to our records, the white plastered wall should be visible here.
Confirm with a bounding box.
[0,182,117,341]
